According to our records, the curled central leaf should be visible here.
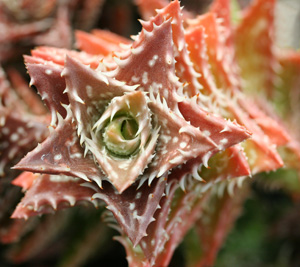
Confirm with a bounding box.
[87,91,159,192]
[103,115,140,157]
[121,117,139,140]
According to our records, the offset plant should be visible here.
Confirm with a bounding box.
[0,0,104,61]
[0,0,299,266]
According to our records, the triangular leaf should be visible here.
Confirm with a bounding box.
[92,176,167,246]
[11,174,99,219]
[14,118,104,188]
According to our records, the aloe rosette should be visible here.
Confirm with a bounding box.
[3,0,299,266]
[13,6,251,252]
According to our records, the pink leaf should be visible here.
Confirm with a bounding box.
[14,118,104,188]
[11,174,99,219]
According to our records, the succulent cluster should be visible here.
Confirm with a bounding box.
[1,0,300,266]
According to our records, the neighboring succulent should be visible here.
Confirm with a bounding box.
[0,63,50,260]
[0,0,105,61]
[0,0,299,266]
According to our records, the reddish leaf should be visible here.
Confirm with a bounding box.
[91,29,131,45]
[114,18,179,109]
[30,46,102,69]
[92,176,167,246]
[0,108,48,176]
[239,97,290,146]
[75,30,128,56]
[26,63,68,124]
[12,172,38,191]
[200,145,250,181]
[235,0,277,97]
[11,174,99,219]
[186,13,284,174]
[14,118,104,188]
[193,182,249,266]
[188,12,240,92]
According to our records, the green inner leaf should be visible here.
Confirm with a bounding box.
[103,115,141,157]
[121,118,139,140]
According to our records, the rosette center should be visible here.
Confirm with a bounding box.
[103,115,140,157]
[90,91,159,191]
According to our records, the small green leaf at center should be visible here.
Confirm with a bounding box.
[121,118,139,140]
[103,116,140,157]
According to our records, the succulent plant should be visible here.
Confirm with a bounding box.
[0,0,300,266]
[0,0,105,61]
